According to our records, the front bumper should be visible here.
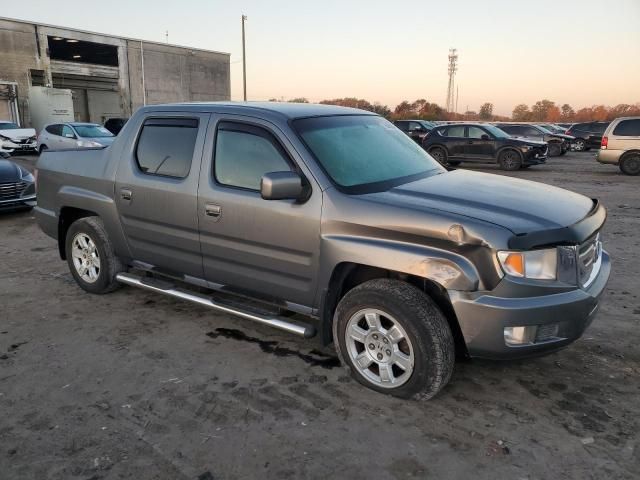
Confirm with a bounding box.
[0,193,37,210]
[1,140,37,152]
[450,250,610,359]
[522,149,547,165]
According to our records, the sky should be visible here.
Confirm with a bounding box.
[6,0,640,115]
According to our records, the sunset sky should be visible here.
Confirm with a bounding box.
[7,0,640,115]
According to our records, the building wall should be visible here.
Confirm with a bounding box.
[0,18,230,128]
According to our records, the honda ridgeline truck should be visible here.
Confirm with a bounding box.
[35,102,610,399]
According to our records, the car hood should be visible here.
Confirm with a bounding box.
[84,136,115,146]
[0,159,21,182]
[507,137,547,147]
[550,133,575,140]
[0,128,36,141]
[361,169,593,235]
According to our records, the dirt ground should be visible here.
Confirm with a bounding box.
[1,151,638,480]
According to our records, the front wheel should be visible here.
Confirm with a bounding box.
[333,279,455,400]
[428,146,448,165]
[620,153,640,176]
[548,143,562,156]
[66,216,124,294]
[498,149,522,171]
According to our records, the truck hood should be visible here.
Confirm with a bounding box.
[361,170,594,235]
[0,128,36,141]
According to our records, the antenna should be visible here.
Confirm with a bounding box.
[445,48,458,113]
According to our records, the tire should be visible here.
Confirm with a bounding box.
[428,146,448,165]
[620,152,640,176]
[332,279,455,400]
[548,143,562,157]
[498,149,522,171]
[559,149,567,156]
[65,216,124,294]
[573,139,586,151]
[39,145,48,154]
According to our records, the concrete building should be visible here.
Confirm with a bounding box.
[0,17,230,130]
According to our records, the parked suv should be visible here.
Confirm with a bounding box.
[38,122,115,152]
[35,103,609,399]
[394,120,436,144]
[496,123,573,156]
[566,122,610,151]
[104,117,129,135]
[597,117,640,175]
[423,123,548,170]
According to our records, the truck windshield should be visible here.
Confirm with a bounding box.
[0,122,20,130]
[294,115,444,193]
[73,125,114,138]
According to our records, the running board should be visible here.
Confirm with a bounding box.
[115,272,316,338]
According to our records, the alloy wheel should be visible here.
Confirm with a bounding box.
[345,308,415,388]
[71,233,101,283]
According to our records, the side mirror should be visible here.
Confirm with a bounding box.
[261,171,304,200]
[481,134,490,140]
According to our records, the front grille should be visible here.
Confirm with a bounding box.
[0,181,28,200]
[578,233,602,288]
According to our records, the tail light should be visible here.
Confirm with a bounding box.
[601,136,608,149]
[565,129,571,135]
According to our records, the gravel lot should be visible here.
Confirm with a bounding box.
[1,151,638,479]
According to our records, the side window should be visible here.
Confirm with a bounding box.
[61,125,75,138]
[395,121,408,132]
[592,123,608,134]
[135,118,198,178]
[613,119,640,136]
[46,124,62,136]
[523,126,541,136]
[498,125,515,134]
[214,123,291,191]
[408,121,422,131]
[467,126,487,139]
[446,125,465,137]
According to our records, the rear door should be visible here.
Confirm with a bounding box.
[197,116,322,308]
[443,125,466,158]
[115,112,210,278]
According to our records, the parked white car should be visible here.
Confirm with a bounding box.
[37,122,115,152]
[0,121,37,153]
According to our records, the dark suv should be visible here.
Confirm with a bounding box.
[394,120,435,144]
[497,123,573,157]
[423,123,548,170]
[565,122,610,151]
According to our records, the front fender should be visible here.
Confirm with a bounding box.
[318,234,481,293]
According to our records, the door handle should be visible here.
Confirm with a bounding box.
[205,204,222,218]
[120,188,132,201]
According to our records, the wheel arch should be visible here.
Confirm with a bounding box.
[57,207,100,259]
[319,262,469,358]
[496,145,524,160]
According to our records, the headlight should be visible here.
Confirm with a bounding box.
[19,168,34,182]
[77,140,103,148]
[520,145,533,150]
[497,248,557,280]
[0,134,10,141]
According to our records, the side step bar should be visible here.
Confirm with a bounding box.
[115,272,316,338]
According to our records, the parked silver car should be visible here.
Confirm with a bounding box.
[37,122,115,152]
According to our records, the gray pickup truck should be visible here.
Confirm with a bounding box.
[35,102,610,399]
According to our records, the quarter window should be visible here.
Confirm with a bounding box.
[612,119,640,136]
[214,123,291,191]
[135,118,198,178]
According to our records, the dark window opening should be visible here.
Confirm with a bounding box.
[48,36,119,67]
[136,118,198,178]
[30,69,46,86]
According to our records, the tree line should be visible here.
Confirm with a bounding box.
[268,97,640,122]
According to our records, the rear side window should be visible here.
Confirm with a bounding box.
[612,119,640,136]
[467,126,487,139]
[499,125,517,134]
[395,121,408,131]
[572,123,589,132]
[135,118,198,178]
[592,123,609,133]
[445,126,465,137]
[214,122,291,190]
[46,124,62,135]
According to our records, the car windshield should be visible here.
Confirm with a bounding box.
[294,115,444,192]
[0,122,20,130]
[483,125,510,138]
[73,125,114,138]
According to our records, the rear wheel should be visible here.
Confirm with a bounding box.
[573,139,586,151]
[428,146,448,165]
[620,153,640,176]
[498,149,522,171]
[65,217,124,294]
[333,279,455,400]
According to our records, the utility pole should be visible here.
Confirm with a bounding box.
[242,15,247,101]
[455,85,459,116]
[445,48,458,113]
